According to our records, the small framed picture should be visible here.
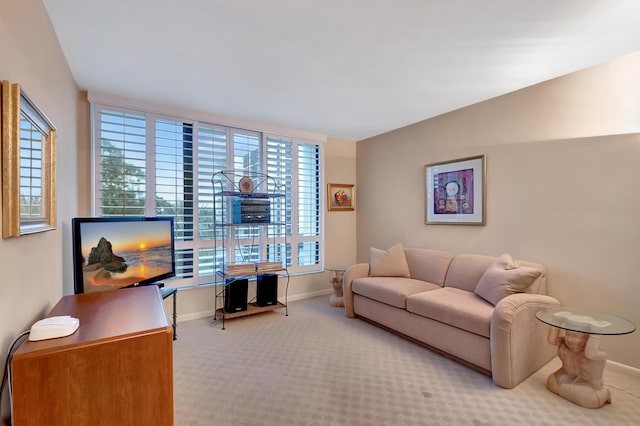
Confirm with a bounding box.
[425,155,486,225]
[327,183,355,211]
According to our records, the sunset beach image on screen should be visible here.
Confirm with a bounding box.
[72,217,175,293]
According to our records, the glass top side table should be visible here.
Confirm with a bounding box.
[326,266,348,307]
[535,307,636,408]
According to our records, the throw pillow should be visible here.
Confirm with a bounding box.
[474,253,542,305]
[369,243,411,277]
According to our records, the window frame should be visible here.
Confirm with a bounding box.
[90,99,325,288]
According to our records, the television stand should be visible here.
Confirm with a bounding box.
[11,286,173,425]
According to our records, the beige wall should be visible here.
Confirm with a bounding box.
[324,137,358,268]
[0,0,82,419]
[356,51,640,369]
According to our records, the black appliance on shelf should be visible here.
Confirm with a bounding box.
[256,273,278,307]
[225,278,248,312]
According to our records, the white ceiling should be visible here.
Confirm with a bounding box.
[43,0,640,141]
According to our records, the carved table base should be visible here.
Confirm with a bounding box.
[546,329,611,408]
[329,269,345,307]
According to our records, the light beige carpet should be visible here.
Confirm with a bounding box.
[173,296,640,425]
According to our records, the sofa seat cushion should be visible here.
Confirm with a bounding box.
[352,277,441,309]
[406,288,494,338]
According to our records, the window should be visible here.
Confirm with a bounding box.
[1,81,56,238]
[265,137,322,271]
[98,109,146,216]
[92,103,324,288]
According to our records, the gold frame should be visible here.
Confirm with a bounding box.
[1,80,57,238]
[327,183,355,211]
[425,154,486,225]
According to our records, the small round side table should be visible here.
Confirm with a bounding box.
[326,266,347,307]
[535,307,635,408]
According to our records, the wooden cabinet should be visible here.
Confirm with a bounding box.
[12,286,173,426]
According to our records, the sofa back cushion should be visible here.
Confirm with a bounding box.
[369,243,411,277]
[404,248,455,286]
[444,254,495,292]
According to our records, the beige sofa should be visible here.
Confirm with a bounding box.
[343,244,561,389]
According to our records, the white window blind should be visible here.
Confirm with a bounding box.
[97,109,146,216]
[266,136,293,266]
[228,129,262,264]
[155,118,194,239]
[297,142,321,268]
[197,123,227,276]
[93,103,324,288]
[19,116,43,219]
[154,118,195,280]
[232,129,261,175]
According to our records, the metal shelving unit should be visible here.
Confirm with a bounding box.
[211,171,290,330]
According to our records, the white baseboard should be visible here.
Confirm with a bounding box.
[607,360,640,379]
[287,288,332,302]
[175,288,333,323]
[178,309,216,322]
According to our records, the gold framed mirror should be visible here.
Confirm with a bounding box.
[1,80,57,238]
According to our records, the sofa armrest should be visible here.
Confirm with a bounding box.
[343,263,370,318]
[490,293,561,389]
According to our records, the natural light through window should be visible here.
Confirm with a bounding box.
[92,103,324,288]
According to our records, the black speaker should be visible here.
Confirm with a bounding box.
[225,278,248,312]
[256,273,278,307]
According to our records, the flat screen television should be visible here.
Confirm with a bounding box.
[72,216,175,294]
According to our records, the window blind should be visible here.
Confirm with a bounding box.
[19,116,43,219]
[297,142,321,267]
[266,136,293,266]
[197,123,227,275]
[93,104,324,288]
[154,118,195,280]
[97,109,147,216]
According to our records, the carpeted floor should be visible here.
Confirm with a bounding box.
[172,296,640,425]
